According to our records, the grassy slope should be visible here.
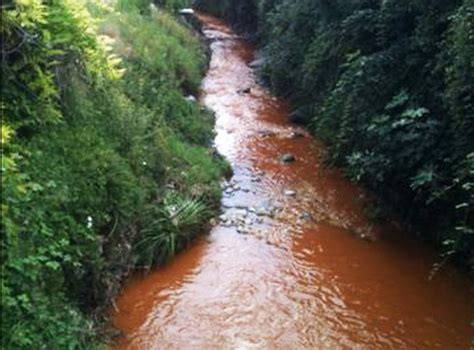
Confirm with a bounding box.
[1,0,225,348]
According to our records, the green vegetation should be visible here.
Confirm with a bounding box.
[1,0,226,348]
[135,190,211,267]
[194,0,258,36]
[197,0,474,271]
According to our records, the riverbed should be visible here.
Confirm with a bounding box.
[111,13,474,349]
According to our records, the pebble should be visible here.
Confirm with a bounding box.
[290,131,305,139]
[299,212,313,221]
[256,208,274,218]
[284,190,297,197]
[280,153,296,163]
[258,130,275,138]
[237,227,249,234]
[235,209,248,217]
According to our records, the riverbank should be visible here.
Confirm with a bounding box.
[110,12,474,349]
[1,2,226,348]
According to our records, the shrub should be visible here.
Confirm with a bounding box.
[135,191,211,267]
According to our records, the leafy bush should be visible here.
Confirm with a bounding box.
[194,0,259,37]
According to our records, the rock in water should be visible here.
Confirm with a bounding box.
[299,212,313,222]
[258,129,275,138]
[289,131,305,139]
[280,153,296,163]
[238,87,251,94]
[248,57,265,69]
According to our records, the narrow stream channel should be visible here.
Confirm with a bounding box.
[111,13,474,349]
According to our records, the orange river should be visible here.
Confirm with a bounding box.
[111,13,474,349]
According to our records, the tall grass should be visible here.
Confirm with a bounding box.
[136,191,211,267]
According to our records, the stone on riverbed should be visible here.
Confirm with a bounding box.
[237,227,249,234]
[256,209,273,217]
[248,57,265,69]
[238,87,251,94]
[280,153,296,163]
[254,200,277,218]
[299,212,313,222]
[290,131,305,139]
[284,190,297,197]
[235,208,248,217]
[258,130,276,138]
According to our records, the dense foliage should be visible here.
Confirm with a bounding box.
[194,0,258,37]
[1,0,225,347]
[197,0,474,271]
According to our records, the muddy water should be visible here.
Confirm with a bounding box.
[111,13,473,349]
